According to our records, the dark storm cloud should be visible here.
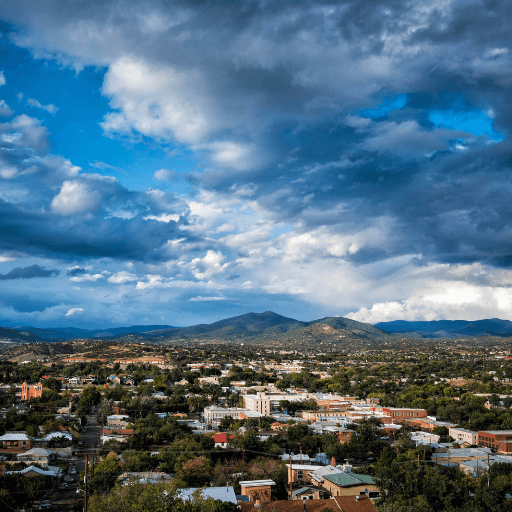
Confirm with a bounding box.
[1,0,512,272]
[0,198,189,262]
[0,264,59,279]
[66,267,87,276]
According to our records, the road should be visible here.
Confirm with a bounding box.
[50,413,101,510]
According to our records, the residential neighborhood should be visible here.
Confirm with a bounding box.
[2,339,512,510]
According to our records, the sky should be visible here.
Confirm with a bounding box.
[0,0,511,329]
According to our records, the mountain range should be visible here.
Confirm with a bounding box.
[2,313,512,343]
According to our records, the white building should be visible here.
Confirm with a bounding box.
[244,392,271,416]
[203,406,247,427]
[449,427,478,445]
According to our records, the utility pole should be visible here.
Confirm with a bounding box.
[84,455,88,512]
[289,449,293,501]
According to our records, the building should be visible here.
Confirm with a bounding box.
[106,415,131,429]
[381,407,427,420]
[239,479,276,503]
[290,486,326,500]
[17,447,56,465]
[322,469,378,498]
[478,430,512,454]
[244,392,271,416]
[203,406,247,427]
[212,433,234,448]
[20,382,43,401]
[449,427,478,446]
[0,432,33,452]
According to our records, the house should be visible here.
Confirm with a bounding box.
[239,479,276,503]
[0,432,33,452]
[6,465,62,478]
[212,433,234,448]
[290,486,326,500]
[101,428,135,444]
[287,464,321,485]
[321,468,378,498]
[106,415,131,429]
[307,464,344,487]
[17,447,56,464]
[107,375,121,386]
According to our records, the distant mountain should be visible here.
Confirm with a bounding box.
[12,325,174,340]
[4,311,391,343]
[375,318,512,338]
[146,311,307,338]
[0,326,42,343]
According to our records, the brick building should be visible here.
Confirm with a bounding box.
[239,479,275,503]
[478,430,512,454]
[20,382,43,401]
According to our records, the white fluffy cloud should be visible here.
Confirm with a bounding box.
[190,250,229,280]
[51,180,102,215]
[0,100,13,117]
[26,97,58,115]
[108,271,138,284]
[101,56,215,144]
[69,273,104,282]
[65,307,84,317]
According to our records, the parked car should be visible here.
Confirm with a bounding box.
[70,467,77,474]
[39,500,52,510]
[59,482,68,489]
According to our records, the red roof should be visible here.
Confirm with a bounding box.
[239,496,376,512]
[213,433,234,443]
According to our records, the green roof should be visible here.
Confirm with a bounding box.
[323,472,375,487]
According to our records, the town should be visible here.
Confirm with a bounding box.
[1,338,512,511]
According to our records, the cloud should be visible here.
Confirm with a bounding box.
[90,161,125,173]
[65,307,83,317]
[0,114,50,153]
[51,180,102,215]
[154,168,176,182]
[362,120,468,159]
[66,266,89,276]
[0,72,5,86]
[189,250,229,280]
[26,97,58,115]
[69,273,104,282]
[0,0,512,327]
[189,296,225,301]
[107,271,138,284]
[101,56,215,144]
[0,264,59,279]
[0,100,13,118]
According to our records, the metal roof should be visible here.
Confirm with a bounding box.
[323,472,375,487]
[179,487,237,504]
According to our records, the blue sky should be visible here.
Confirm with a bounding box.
[0,0,511,328]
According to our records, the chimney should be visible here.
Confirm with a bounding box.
[331,457,336,466]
